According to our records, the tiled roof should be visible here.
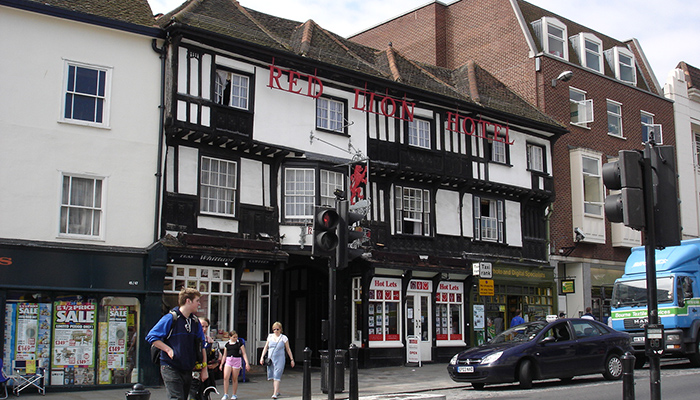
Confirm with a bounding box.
[23,0,157,27]
[517,0,653,93]
[678,62,700,90]
[159,0,563,129]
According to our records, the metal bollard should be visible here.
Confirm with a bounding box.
[302,347,312,400]
[125,383,151,400]
[349,344,359,400]
[622,352,635,400]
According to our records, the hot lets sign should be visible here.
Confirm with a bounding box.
[52,302,96,367]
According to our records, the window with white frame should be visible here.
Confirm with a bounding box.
[395,186,430,236]
[607,100,623,137]
[408,118,431,149]
[62,61,111,126]
[570,87,594,127]
[582,155,603,216]
[368,277,401,343]
[435,282,464,342]
[214,69,249,109]
[527,143,545,172]
[491,140,507,164]
[316,97,345,133]
[320,170,344,208]
[607,47,636,84]
[695,131,700,166]
[572,33,603,72]
[532,17,568,59]
[473,196,504,242]
[641,111,662,144]
[284,168,315,219]
[200,156,237,216]
[60,175,103,237]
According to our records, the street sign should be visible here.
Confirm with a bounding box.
[479,279,494,296]
[479,262,493,279]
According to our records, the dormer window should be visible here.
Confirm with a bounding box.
[572,33,603,73]
[532,17,568,60]
[605,47,636,84]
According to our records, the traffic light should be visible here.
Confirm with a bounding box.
[651,146,681,247]
[313,206,339,256]
[602,150,645,229]
[336,200,366,269]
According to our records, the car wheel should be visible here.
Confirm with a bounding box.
[688,338,700,367]
[518,359,533,389]
[603,353,623,380]
[471,383,485,390]
[634,354,647,369]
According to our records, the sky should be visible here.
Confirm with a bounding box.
[148,0,700,87]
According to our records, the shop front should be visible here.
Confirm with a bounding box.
[470,263,555,344]
[0,240,166,388]
[348,260,470,367]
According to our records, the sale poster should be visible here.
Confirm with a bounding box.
[52,301,96,367]
[16,303,38,359]
[107,306,127,369]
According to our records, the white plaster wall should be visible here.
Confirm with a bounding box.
[487,128,551,189]
[505,200,522,247]
[240,158,264,206]
[178,146,199,196]
[435,189,461,236]
[0,7,161,247]
[461,193,473,238]
[252,67,367,161]
[665,68,700,238]
[564,263,585,318]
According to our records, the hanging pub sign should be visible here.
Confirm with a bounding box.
[349,162,367,205]
[446,111,514,145]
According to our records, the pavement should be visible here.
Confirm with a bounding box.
[13,363,464,400]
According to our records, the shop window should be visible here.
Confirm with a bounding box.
[435,282,464,343]
[368,278,401,344]
[98,297,140,384]
[163,265,235,339]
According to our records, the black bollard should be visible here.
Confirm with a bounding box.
[125,383,151,400]
[302,347,312,400]
[349,344,359,400]
[622,352,635,400]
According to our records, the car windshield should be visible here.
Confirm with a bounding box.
[612,276,674,307]
[489,321,548,344]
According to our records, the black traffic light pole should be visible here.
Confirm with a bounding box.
[642,142,661,400]
[328,254,336,400]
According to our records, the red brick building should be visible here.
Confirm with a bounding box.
[351,0,675,321]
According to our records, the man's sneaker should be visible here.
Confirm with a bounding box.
[221,395,229,400]
[232,396,237,400]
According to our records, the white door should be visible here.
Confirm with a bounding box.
[406,293,432,361]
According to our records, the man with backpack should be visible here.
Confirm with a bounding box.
[147,287,208,400]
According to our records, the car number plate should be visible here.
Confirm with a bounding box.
[633,336,645,343]
[457,366,474,373]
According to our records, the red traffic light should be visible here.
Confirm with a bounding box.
[313,207,339,254]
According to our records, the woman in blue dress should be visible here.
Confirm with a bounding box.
[259,322,295,399]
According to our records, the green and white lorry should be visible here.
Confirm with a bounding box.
[610,238,700,367]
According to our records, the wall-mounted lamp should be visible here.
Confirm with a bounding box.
[551,70,573,87]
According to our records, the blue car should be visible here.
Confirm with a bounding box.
[447,318,632,390]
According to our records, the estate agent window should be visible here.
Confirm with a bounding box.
[435,282,464,344]
[368,278,401,345]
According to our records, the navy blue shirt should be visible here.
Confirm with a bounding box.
[146,308,205,372]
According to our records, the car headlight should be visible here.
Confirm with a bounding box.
[666,334,680,342]
[449,354,459,365]
[481,351,503,365]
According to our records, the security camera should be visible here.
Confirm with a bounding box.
[574,227,585,242]
[557,71,574,82]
